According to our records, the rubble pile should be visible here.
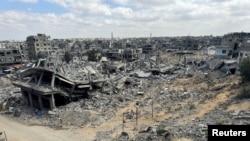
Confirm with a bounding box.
[0,51,249,141]
[0,75,23,113]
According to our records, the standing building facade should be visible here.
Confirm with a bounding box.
[0,49,22,65]
[26,33,52,60]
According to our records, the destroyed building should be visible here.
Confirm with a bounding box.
[142,44,156,54]
[220,32,250,58]
[26,33,52,60]
[13,67,90,109]
[105,49,124,61]
[238,38,250,63]
[12,60,106,110]
[209,36,222,46]
[182,36,200,50]
[10,32,250,111]
[123,48,143,62]
[213,32,250,59]
[214,46,232,59]
[0,48,22,65]
[11,57,130,110]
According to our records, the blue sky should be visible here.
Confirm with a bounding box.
[0,0,66,14]
[0,0,250,40]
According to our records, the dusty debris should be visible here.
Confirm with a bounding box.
[139,126,153,133]
[117,132,129,141]
[0,131,7,141]
[0,48,246,141]
[13,109,21,117]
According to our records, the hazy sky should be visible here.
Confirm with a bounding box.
[0,0,249,40]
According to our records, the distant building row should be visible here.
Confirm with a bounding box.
[208,32,250,62]
[1,32,250,65]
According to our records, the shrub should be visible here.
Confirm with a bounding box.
[237,83,250,99]
[189,104,195,110]
[64,52,71,64]
[215,120,224,125]
[156,125,167,136]
[87,50,98,61]
[239,57,250,82]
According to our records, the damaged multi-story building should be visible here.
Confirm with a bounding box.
[13,61,96,110]
[209,36,222,46]
[26,33,52,60]
[105,49,124,61]
[13,66,90,109]
[123,48,143,62]
[0,48,22,65]
[182,36,200,50]
[238,38,250,63]
[0,40,28,62]
[12,57,129,110]
[215,32,250,58]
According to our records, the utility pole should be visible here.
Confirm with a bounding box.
[122,112,125,132]
[151,99,154,118]
[136,106,138,126]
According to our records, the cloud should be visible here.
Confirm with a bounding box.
[111,0,174,8]
[2,0,250,40]
[9,0,38,3]
[46,0,112,15]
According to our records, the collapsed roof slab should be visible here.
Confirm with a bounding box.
[13,67,91,109]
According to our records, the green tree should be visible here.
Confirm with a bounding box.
[87,50,98,61]
[239,57,250,82]
[64,52,71,64]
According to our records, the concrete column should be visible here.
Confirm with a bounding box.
[34,74,38,83]
[28,92,33,107]
[38,96,44,110]
[50,94,56,109]
[70,85,75,102]
[21,90,28,105]
[37,71,44,86]
[88,72,91,82]
[51,74,55,89]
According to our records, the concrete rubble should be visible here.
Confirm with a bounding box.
[0,49,249,141]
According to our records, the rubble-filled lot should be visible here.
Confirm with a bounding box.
[1,52,250,141]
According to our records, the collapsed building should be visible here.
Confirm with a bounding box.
[12,59,128,110]
[11,33,243,110]
[13,67,91,110]
[11,51,179,110]
[13,59,109,109]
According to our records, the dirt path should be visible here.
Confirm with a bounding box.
[0,115,84,141]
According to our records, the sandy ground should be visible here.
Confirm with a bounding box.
[0,114,193,141]
[0,113,192,141]
[0,115,85,141]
